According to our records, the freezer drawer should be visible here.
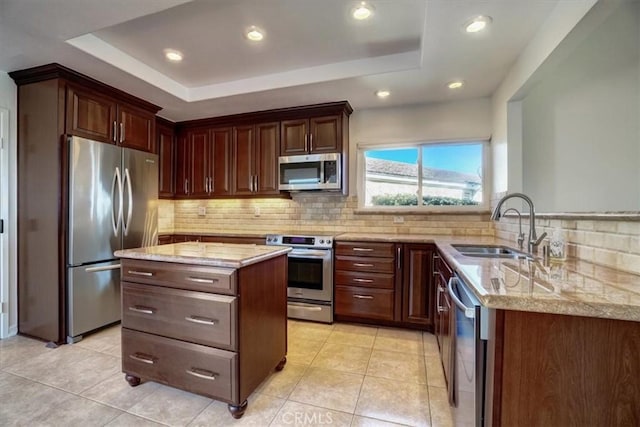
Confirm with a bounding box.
[67,261,121,342]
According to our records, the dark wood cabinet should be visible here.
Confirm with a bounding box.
[280,115,341,156]
[66,84,155,152]
[402,244,436,327]
[175,133,190,196]
[209,128,232,196]
[157,119,175,198]
[233,123,279,196]
[434,252,453,392]
[187,128,210,197]
[9,63,160,344]
[335,241,401,324]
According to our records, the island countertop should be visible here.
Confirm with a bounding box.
[335,232,640,322]
[115,242,291,268]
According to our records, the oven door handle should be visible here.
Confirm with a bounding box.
[447,277,475,319]
[288,250,329,258]
[288,302,324,311]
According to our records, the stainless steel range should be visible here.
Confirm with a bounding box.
[265,234,334,323]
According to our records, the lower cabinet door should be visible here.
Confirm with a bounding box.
[335,286,394,321]
[122,328,238,402]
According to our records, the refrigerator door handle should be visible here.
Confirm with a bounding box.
[111,167,123,236]
[85,264,121,273]
[122,168,133,236]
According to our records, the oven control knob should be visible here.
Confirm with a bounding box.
[326,239,332,245]
[320,239,325,244]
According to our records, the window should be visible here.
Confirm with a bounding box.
[358,140,488,210]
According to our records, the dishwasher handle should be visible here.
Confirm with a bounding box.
[447,277,475,319]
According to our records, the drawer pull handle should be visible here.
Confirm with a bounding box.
[185,276,218,284]
[353,263,373,267]
[353,294,374,299]
[127,270,153,277]
[353,248,373,252]
[185,315,218,326]
[353,278,373,283]
[128,305,155,315]
[186,367,218,380]
[129,353,156,364]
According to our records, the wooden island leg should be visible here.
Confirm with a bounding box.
[275,356,287,371]
[125,374,141,387]
[228,400,248,419]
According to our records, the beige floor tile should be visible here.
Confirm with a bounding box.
[333,323,378,335]
[29,392,123,426]
[327,330,377,349]
[286,337,325,365]
[355,376,430,427]
[422,333,439,357]
[127,384,212,426]
[373,336,423,355]
[366,350,427,384]
[270,401,353,427]
[427,386,453,427]
[189,392,285,426]
[75,324,121,354]
[0,334,55,370]
[289,367,364,413]
[105,412,166,426]
[4,344,121,394]
[311,342,372,374]
[424,356,446,388]
[376,328,422,341]
[254,362,308,398]
[351,415,411,426]
[81,373,161,410]
[288,322,334,342]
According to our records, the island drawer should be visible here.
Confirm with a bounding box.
[335,242,395,258]
[335,270,395,289]
[121,259,236,295]
[122,328,237,403]
[335,255,395,273]
[335,286,394,321]
[122,282,237,350]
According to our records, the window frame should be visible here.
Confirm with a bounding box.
[356,138,491,213]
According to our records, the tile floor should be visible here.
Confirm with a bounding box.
[0,320,453,427]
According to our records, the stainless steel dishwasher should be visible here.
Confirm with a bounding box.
[448,274,489,427]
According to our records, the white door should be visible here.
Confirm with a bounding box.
[0,107,8,339]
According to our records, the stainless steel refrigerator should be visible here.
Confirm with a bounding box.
[67,136,158,343]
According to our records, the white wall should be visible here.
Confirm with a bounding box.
[522,0,639,212]
[349,97,492,196]
[0,71,17,336]
[490,0,597,196]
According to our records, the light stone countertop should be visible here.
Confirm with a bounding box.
[336,232,640,322]
[115,242,291,269]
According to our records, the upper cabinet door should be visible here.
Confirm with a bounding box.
[157,122,175,199]
[188,129,210,197]
[174,134,191,197]
[66,85,117,144]
[309,115,340,154]
[210,127,232,196]
[232,125,255,195]
[255,122,280,194]
[118,103,155,152]
[280,119,308,156]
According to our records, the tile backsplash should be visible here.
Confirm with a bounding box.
[163,193,494,237]
[160,195,640,275]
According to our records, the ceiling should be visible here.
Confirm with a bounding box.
[0,0,566,122]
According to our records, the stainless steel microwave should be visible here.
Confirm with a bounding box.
[279,153,341,191]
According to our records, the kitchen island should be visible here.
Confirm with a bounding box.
[114,242,291,419]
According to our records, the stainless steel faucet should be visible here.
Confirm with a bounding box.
[502,208,525,250]
[491,193,547,254]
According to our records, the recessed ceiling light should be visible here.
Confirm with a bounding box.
[375,90,390,98]
[464,15,492,33]
[447,81,465,89]
[352,2,374,20]
[163,49,183,62]
[246,26,264,42]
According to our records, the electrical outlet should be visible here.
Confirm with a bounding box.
[393,216,404,224]
[254,206,261,217]
[198,206,206,216]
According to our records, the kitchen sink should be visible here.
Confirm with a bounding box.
[452,244,533,259]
